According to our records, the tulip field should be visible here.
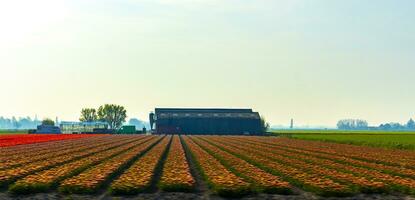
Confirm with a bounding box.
[1,134,415,199]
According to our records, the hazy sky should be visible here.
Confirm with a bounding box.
[1,0,414,126]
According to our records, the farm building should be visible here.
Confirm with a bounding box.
[150,108,263,135]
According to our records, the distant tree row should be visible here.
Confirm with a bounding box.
[337,118,415,130]
[337,119,368,130]
[0,117,41,129]
[379,119,415,130]
[80,104,127,130]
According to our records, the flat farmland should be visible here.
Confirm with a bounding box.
[273,130,415,150]
[1,134,415,200]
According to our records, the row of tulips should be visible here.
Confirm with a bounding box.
[8,136,156,194]
[190,136,291,194]
[110,136,172,195]
[158,135,195,192]
[59,136,164,194]
[263,137,415,169]
[181,136,250,197]
[0,135,108,157]
[284,147,415,194]
[236,137,415,181]
[203,136,352,197]
[216,137,387,193]
[0,134,96,147]
[0,136,136,170]
[0,136,146,187]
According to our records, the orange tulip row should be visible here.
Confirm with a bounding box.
[110,136,172,195]
[8,136,157,194]
[215,137,387,193]
[59,136,164,194]
[203,136,351,197]
[182,136,250,197]
[262,137,415,169]
[234,137,415,184]
[190,136,291,194]
[0,136,145,188]
[159,135,195,192]
[232,136,415,188]
[1,136,139,170]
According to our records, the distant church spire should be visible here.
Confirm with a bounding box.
[290,118,294,129]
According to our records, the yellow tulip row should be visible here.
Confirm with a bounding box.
[234,137,415,193]
[259,137,415,179]
[1,136,137,170]
[215,137,387,193]
[190,136,291,194]
[204,136,351,197]
[59,136,164,194]
[262,137,415,169]
[182,136,250,197]
[110,136,172,195]
[0,136,145,188]
[236,137,415,178]
[159,135,195,192]
[8,136,156,194]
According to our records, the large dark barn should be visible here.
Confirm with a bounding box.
[149,108,263,135]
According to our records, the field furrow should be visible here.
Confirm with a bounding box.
[0,136,145,187]
[158,135,195,192]
[110,136,172,195]
[59,136,165,194]
[242,137,415,177]
[213,137,389,192]
[0,136,137,170]
[264,137,415,169]
[189,136,291,194]
[8,136,157,194]
[181,136,250,197]
[201,136,352,197]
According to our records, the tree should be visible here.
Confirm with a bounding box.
[260,116,270,133]
[337,119,368,130]
[42,118,55,126]
[80,108,98,122]
[97,104,127,130]
[406,118,415,129]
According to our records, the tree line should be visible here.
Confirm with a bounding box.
[337,118,415,130]
[80,104,127,130]
[0,117,41,130]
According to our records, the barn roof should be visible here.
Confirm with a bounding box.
[155,108,260,119]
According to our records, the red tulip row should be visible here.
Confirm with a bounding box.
[8,136,157,194]
[110,136,172,194]
[59,136,164,194]
[1,136,139,170]
[0,135,109,157]
[202,136,351,197]
[0,134,98,147]
[158,135,195,192]
[190,136,291,194]
[182,136,250,197]
[0,136,146,187]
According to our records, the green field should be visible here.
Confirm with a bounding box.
[0,130,27,135]
[272,129,415,150]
